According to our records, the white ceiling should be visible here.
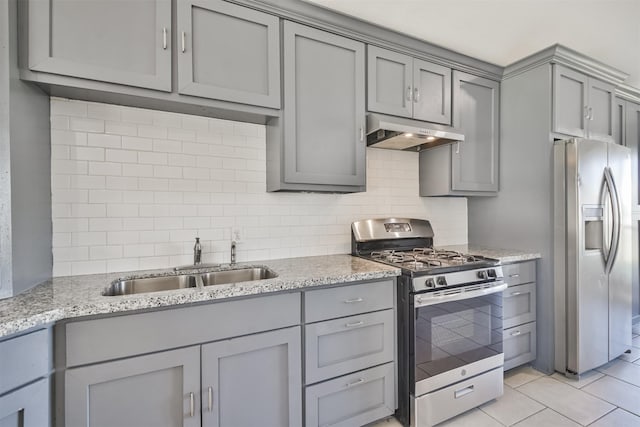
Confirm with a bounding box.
[305,0,640,89]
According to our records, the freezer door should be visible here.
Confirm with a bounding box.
[606,143,633,360]
[565,139,609,374]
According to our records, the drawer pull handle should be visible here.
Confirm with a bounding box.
[509,274,520,278]
[345,321,364,328]
[189,392,195,417]
[510,291,522,296]
[346,378,365,388]
[208,386,213,412]
[454,385,474,399]
[510,330,522,336]
[343,297,364,304]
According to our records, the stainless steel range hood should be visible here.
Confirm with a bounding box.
[366,113,464,151]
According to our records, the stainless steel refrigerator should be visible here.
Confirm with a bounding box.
[554,138,633,377]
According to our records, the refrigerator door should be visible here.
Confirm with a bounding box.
[606,143,632,360]
[566,139,609,374]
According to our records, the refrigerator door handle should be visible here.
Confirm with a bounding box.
[603,167,621,273]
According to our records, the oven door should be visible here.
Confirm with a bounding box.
[413,282,506,396]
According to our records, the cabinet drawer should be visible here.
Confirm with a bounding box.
[0,329,50,395]
[65,292,300,367]
[305,310,394,384]
[305,362,395,427]
[502,261,536,286]
[503,282,536,329]
[305,280,393,323]
[504,322,537,371]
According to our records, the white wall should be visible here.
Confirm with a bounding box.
[50,98,468,276]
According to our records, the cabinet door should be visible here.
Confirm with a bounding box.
[176,0,280,108]
[283,22,366,187]
[0,379,49,427]
[553,65,588,138]
[613,97,626,146]
[451,71,499,192]
[65,347,200,427]
[587,79,615,142]
[201,326,302,427]
[503,322,537,371]
[503,282,536,329]
[413,59,451,125]
[28,0,171,91]
[367,46,413,118]
[626,101,640,210]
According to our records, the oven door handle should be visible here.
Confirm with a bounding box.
[414,282,507,307]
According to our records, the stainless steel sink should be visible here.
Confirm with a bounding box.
[200,267,277,286]
[102,266,278,296]
[103,275,198,296]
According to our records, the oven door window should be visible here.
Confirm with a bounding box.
[414,293,503,382]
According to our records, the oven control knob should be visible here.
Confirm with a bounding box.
[477,270,489,280]
[425,278,436,288]
[436,276,447,287]
[487,269,497,278]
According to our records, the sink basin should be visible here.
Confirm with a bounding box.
[200,267,277,286]
[103,275,197,296]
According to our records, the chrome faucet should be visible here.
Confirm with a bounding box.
[193,237,202,265]
[231,240,236,264]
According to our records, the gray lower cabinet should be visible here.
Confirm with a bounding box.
[303,280,396,427]
[305,363,395,427]
[27,0,172,91]
[367,45,451,124]
[65,347,201,427]
[267,21,366,192]
[0,379,50,427]
[176,0,280,108]
[419,71,500,196]
[201,327,301,427]
[501,261,538,371]
[553,64,615,142]
[0,329,51,427]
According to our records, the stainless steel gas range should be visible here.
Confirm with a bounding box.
[352,218,505,427]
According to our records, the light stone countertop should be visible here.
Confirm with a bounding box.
[439,245,542,264]
[0,255,400,339]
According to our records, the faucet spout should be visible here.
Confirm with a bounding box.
[231,240,236,264]
[194,237,202,265]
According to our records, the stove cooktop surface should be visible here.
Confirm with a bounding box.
[363,248,498,275]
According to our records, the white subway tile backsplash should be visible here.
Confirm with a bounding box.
[87,133,121,149]
[51,99,468,276]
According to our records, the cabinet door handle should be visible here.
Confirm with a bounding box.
[208,386,213,412]
[346,378,365,387]
[360,127,364,142]
[189,392,195,417]
[344,297,364,303]
[345,320,364,328]
[509,273,520,278]
[589,106,594,121]
[455,141,460,154]
[584,105,590,119]
[162,27,168,50]
[181,31,186,53]
[406,86,412,102]
[414,87,420,103]
[510,330,522,336]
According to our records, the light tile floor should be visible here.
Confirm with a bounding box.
[370,324,640,427]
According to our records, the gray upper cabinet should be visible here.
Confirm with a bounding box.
[367,46,451,124]
[613,97,626,146]
[201,327,301,427]
[419,71,499,196]
[27,0,172,91]
[625,101,640,210]
[267,21,366,192]
[451,71,499,193]
[553,64,615,142]
[65,346,201,427]
[176,0,280,108]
